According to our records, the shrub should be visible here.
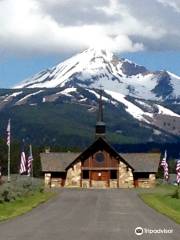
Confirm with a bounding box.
[0,176,44,203]
[1,189,16,202]
[171,188,180,199]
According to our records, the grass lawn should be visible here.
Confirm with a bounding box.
[140,185,180,224]
[0,191,55,221]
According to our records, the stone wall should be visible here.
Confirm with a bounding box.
[119,161,134,188]
[51,178,62,188]
[137,174,156,188]
[138,179,150,188]
[82,179,90,188]
[44,173,63,188]
[91,180,107,188]
[65,161,81,187]
[110,180,118,188]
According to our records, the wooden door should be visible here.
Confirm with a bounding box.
[91,171,109,181]
[91,171,109,188]
[134,179,139,187]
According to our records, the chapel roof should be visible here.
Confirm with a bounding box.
[41,147,160,173]
[121,153,160,173]
[40,152,80,172]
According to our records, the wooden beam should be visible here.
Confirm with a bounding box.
[89,170,92,187]
[117,169,119,188]
[80,162,82,188]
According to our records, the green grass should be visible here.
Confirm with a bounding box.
[140,185,180,224]
[0,191,55,221]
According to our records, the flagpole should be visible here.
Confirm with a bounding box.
[30,144,33,178]
[8,140,10,182]
[7,119,11,182]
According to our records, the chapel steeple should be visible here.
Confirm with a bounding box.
[95,87,106,138]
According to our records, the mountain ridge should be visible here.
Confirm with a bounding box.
[0,48,180,145]
[14,48,180,102]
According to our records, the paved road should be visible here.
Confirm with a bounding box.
[0,189,179,240]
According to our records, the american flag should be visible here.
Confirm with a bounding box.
[19,142,27,174]
[27,145,33,176]
[176,157,180,184]
[161,150,169,181]
[6,119,11,146]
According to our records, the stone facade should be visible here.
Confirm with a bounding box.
[44,168,156,188]
[119,161,134,188]
[149,173,156,184]
[44,173,51,187]
[44,173,63,188]
[110,180,118,188]
[82,179,90,188]
[137,174,156,188]
[43,155,157,189]
[65,161,81,187]
[91,180,107,188]
[51,178,62,187]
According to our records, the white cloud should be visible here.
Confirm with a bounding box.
[157,0,180,13]
[0,0,180,56]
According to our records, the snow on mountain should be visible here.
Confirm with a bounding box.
[1,84,180,138]
[10,91,23,97]
[59,87,77,97]
[5,47,180,137]
[167,71,180,97]
[155,104,180,117]
[14,48,180,101]
[105,90,153,123]
[2,91,23,102]
[15,90,44,105]
[87,89,109,102]
[14,48,115,89]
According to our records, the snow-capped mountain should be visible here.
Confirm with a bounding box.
[0,48,180,144]
[14,48,180,101]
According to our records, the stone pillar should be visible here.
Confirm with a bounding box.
[149,173,156,187]
[65,161,81,187]
[119,162,134,188]
[44,173,51,187]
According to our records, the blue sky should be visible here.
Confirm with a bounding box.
[1,0,180,88]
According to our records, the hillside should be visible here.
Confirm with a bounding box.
[0,97,179,147]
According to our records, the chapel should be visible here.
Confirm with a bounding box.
[41,90,160,188]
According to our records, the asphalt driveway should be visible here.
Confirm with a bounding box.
[0,189,179,240]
